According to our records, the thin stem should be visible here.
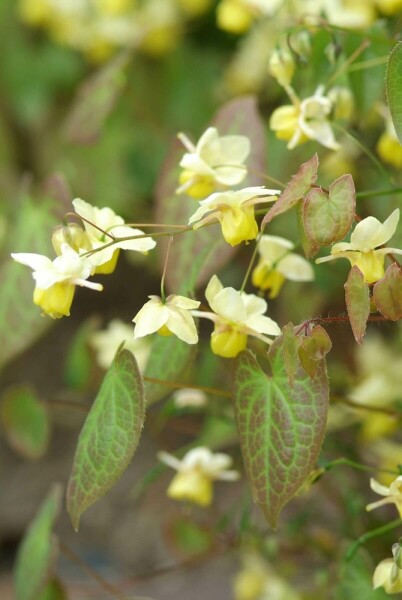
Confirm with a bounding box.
[65,212,115,241]
[345,519,402,563]
[60,542,131,600]
[334,396,401,417]
[142,375,231,398]
[160,236,173,302]
[44,399,88,413]
[325,39,371,90]
[240,226,265,293]
[356,188,402,200]
[323,457,400,477]
[347,55,388,72]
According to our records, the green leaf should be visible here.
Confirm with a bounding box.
[144,334,197,405]
[233,343,329,528]
[303,174,355,246]
[297,202,319,259]
[262,154,319,226]
[14,485,62,600]
[63,51,129,145]
[344,266,370,343]
[63,319,95,390]
[0,385,50,460]
[0,198,58,371]
[387,42,402,144]
[38,579,67,600]
[373,263,402,321]
[281,322,302,386]
[67,348,145,531]
[298,325,332,379]
[155,96,266,295]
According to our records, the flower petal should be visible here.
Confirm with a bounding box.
[133,299,168,338]
[277,253,314,281]
[166,306,199,344]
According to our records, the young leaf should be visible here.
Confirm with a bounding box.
[298,325,332,379]
[297,202,320,258]
[0,385,50,460]
[155,96,266,295]
[14,485,62,600]
[144,334,197,405]
[38,579,67,600]
[233,342,329,529]
[344,266,370,343]
[386,41,402,144]
[262,154,319,226]
[0,198,58,371]
[281,322,302,386]
[373,263,402,321]
[303,174,355,246]
[67,348,145,531]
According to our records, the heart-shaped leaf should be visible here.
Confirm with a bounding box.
[233,341,329,528]
[373,263,402,321]
[67,348,145,530]
[303,174,355,246]
[344,266,370,343]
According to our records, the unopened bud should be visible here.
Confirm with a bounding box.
[328,86,354,121]
[392,541,402,569]
[52,223,91,255]
[268,48,295,87]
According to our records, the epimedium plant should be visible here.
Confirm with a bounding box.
[4,22,402,600]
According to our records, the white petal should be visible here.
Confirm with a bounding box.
[188,203,214,225]
[11,252,53,272]
[258,235,294,263]
[371,209,400,249]
[111,225,156,252]
[277,254,315,281]
[167,295,200,310]
[180,153,215,177]
[166,306,199,344]
[133,300,168,338]
[244,314,281,336]
[300,119,340,150]
[370,477,391,497]
[211,287,247,322]
[242,293,268,317]
[157,450,182,471]
[350,216,384,251]
[205,275,224,306]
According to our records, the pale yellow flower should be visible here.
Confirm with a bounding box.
[366,476,402,517]
[90,319,151,370]
[316,209,402,284]
[373,558,402,594]
[193,275,281,358]
[133,294,200,344]
[188,187,279,246]
[158,446,239,506]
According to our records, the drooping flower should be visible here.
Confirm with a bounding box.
[177,127,251,199]
[373,557,402,594]
[251,235,314,298]
[188,186,279,246]
[366,476,402,517]
[193,274,281,358]
[11,243,103,319]
[72,198,156,274]
[158,446,239,506]
[316,209,402,284]
[90,319,151,371]
[133,294,200,344]
[216,0,280,34]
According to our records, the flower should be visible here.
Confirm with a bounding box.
[158,446,239,506]
[233,553,301,600]
[193,274,281,358]
[316,209,402,284]
[366,476,402,517]
[268,47,295,88]
[90,319,151,370]
[373,558,402,594]
[133,294,200,344]
[251,235,314,298]
[216,0,280,34]
[270,86,340,150]
[177,127,251,199]
[377,113,402,170]
[188,186,279,246]
[72,198,156,274]
[173,388,207,408]
[11,243,103,319]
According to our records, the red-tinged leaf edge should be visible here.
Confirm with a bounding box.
[344,266,370,343]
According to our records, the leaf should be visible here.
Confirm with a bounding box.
[63,51,129,145]
[344,266,370,343]
[14,485,62,600]
[63,319,96,390]
[233,343,329,528]
[38,579,67,600]
[387,42,402,144]
[298,325,332,379]
[155,96,266,295]
[0,385,50,460]
[373,263,402,320]
[297,201,320,258]
[144,334,197,405]
[0,198,58,371]
[281,322,302,386]
[303,174,355,246]
[67,348,145,531]
[262,154,319,226]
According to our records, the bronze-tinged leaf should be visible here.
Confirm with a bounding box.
[373,263,402,321]
[344,266,370,343]
[298,325,332,379]
[233,344,329,529]
[303,174,355,246]
[67,348,145,531]
[297,202,320,258]
[155,96,266,295]
[281,322,302,386]
[262,154,319,226]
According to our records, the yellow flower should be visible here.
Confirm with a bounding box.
[177,0,213,17]
[251,235,314,298]
[11,244,103,319]
[366,476,402,517]
[373,558,402,594]
[216,0,279,34]
[177,127,251,199]
[188,187,278,246]
[133,294,200,344]
[193,275,281,358]
[72,198,156,274]
[376,0,402,16]
[270,87,340,150]
[233,553,301,600]
[316,209,402,284]
[90,319,151,370]
[158,446,239,507]
[268,48,295,87]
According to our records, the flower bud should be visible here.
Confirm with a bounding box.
[268,48,295,87]
[52,223,91,256]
